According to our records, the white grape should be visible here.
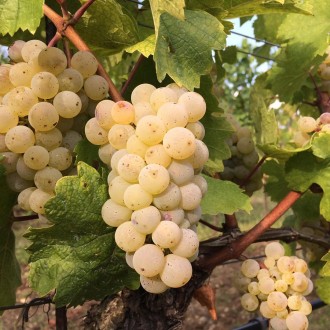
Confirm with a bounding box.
[29,188,54,214]
[131,205,161,234]
[178,92,206,122]
[269,317,288,330]
[259,301,276,318]
[247,281,260,295]
[0,65,14,94]
[53,91,82,118]
[138,164,170,195]
[286,311,308,330]
[160,208,185,225]
[84,75,108,100]
[132,244,165,277]
[117,153,146,183]
[290,272,309,292]
[57,68,84,93]
[297,116,317,133]
[114,221,146,252]
[185,121,205,140]
[5,126,35,153]
[267,291,288,312]
[0,152,19,173]
[241,259,260,278]
[48,147,72,171]
[265,242,285,260]
[6,172,33,192]
[241,293,259,312]
[108,124,135,149]
[298,300,312,315]
[34,166,62,192]
[149,87,178,111]
[95,99,115,129]
[71,51,98,78]
[167,160,194,186]
[31,71,59,99]
[37,47,67,75]
[16,156,36,180]
[163,127,196,160]
[152,221,182,248]
[131,83,156,105]
[170,228,199,258]
[6,86,38,117]
[135,115,166,146]
[21,40,47,62]
[17,187,36,211]
[8,40,25,62]
[126,134,149,159]
[35,128,62,151]
[185,206,202,225]
[157,102,188,130]
[160,254,192,288]
[153,182,182,211]
[179,183,202,211]
[145,144,172,168]
[111,101,135,124]
[101,199,132,227]
[277,256,295,273]
[85,118,109,145]
[133,102,155,124]
[258,277,275,294]
[98,143,116,165]
[28,102,59,131]
[110,149,128,172]
[0,105,18,133]
[108,175,131,206]
[123,184,153,210]
[140,274,168,294]
[62,130,83,152]
[23,145,49,170]
[9,62,35,87]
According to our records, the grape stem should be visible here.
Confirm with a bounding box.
[121,54,145,95]
[43,4,123,102]
[223,214,239,231]
[199,219,223,232]
[240,155,267,188]
[197,191,302,271]
[68,0,97,25]
[12,214,38,222]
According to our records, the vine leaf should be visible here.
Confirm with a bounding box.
[76,0,139,52]
[149,0,185,36]
[154,10,226,90]
[285,151,330,221]
[249,75,278,146]
[316,252,330,304]
[25,162,139,307]
[0,0,43,35]
[267,0,330,102]
[201,175,252,215]
[74,139,100,167]
[126,34,156,58]
[0,165,21,311]
[198,76,233,172]
[311,133,330,159]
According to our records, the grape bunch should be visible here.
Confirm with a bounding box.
[238,242,313,330]
[0,39,108,214]
[221,114,262,195]
[293,113,330,147]
[86,83,209,293]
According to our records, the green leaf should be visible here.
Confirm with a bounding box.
[316,276,330,304]
[198,76,233,171]
[258,142,311,162]
[201,175,252,215]
[74,139,100,167]
[149,0,185,36]
[154,10,226,90]
[267,0,330,102]
[26,162,139,307]
[250,75,278,145]
[223,0,312,18]
[311,133,330,159]
[0,166,20,310]
[285,151,330,221]
[125,34,156,58]
[76,0,139,52]
[263,160,290,202]
[0,0,43,35]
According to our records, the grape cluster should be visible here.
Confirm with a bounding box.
[238,242,313,330]
[221,114,262,195]
[87,83,209,293]
[294,113,330,147]
[0,40,107,214]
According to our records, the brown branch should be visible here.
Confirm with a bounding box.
[42,4,123,102]
[48,32,62,47]
[12,214,38,222]
[121,54,145,95]
[197,191,302,271]
[223,214,238,231]
[199,219,223,232]
[62,38,72,66]
[56,0,70,20]
[70,0,97,25]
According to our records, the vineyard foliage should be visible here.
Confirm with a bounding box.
[0,0,330,319]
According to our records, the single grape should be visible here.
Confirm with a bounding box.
[85,118,109,145]
[21,40,47,62]
[111,101,135,125]
[0,105,18,133]
[286,311,309,330]
[170,228,199,258]
[17,187,36,211]
[131,205,161,234]
[178,92,206,122]
[37,47,67,75]
[57,68,84,93]
[23,145,49,170]
[5,126,35,153]
[152,221,182,248]
[123,184,153,210]
[267,291,288,312]
[84,75,108,100]
[265,242,285,260]
[241,293,259,312]
[145,144,172,168]
[48,147,72,171]
[135,115,166,146]
[8,40,25,62]
[31,71,59,99]
[241,259,260,278]
[140,274,168,294]
[71,51,99,78]
[153,182,182,211]
[28,102,59,132]
[29,188,54,214]
[114,221,146,252]
[117,153,146,183]
[149,87,178,111]
[53,91,82,118]
[101,199,132,227]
